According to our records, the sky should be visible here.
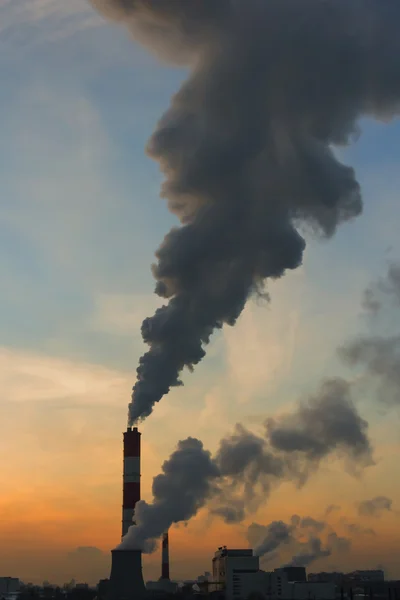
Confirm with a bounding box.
[1,0,400,587]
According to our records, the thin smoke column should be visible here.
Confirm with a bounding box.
[90,0,400,425]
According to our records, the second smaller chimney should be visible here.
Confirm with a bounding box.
[161,530,170,581]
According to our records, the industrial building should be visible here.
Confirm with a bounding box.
[211,547,335,600]
[0,578,20,596]
[308,571,385,584]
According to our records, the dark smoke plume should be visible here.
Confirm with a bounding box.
[248,515,350,567]
[212,380,372,522]
[287,537,332,567]
[249,521,292,558]
[118,383,372,551]
[358,496,393,517]
[118,437,220,551]
[265,378,373,469]
[88,0,400,425]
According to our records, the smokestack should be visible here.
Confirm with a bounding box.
[122,426,141,539]
[108,549,146,600]
[161,531,170,581]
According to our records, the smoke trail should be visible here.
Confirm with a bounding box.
[340,262,400,407]
[88,0,400,424]
[249,520,293,558]
[340,519,376,536]
[266,378,373,470]
[363,262,400,313]
[358,496,393,517]
[287,537,332,567]
[248,515,351,567]
[117,380,372,551]
[117,437,220,552]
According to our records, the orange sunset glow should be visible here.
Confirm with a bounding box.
[2,0,400,592]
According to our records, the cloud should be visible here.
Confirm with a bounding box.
[358,496,393,518]
[0,0,101,48]
[0,346,135,492]
[0,346,129,406]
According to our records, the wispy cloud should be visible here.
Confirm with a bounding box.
[0,80,115,278]
[0,345,129,405]
[0,342,162,466]
[0,0,101,49]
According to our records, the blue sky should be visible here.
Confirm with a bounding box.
[1,0,400,585]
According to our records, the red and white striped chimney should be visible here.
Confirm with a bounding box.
[122,426,141,539]
[161,530,170,580]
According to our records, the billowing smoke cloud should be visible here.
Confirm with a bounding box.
[249,521,292,558]
[248,515,351,568]
[88,0,400,425]
[358,496,393,517]
[118,437,220,551]
[212,379,372,522]
[118,382,372,551]
[286,533,350,567]
[212,423,286,516]
[287,537,332,567]
[265,378,373,469]
[340,262,400,407]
